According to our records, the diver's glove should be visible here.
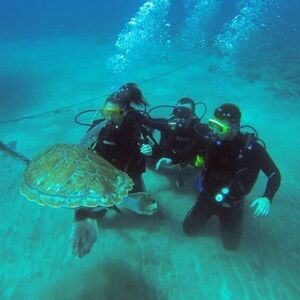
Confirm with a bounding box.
[155,157,173,170]
[140,144,153,156]
[250,197,271,217]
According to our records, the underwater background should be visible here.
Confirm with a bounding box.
[0,0,299,299]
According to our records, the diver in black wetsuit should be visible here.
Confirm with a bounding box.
[151,98,199,158]
[92,102,147,193]
[150,97,210,186]
[166,103,281,250]
[84,83,155,194]
[72,83,156,257]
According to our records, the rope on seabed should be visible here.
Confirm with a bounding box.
[0,57,203,125]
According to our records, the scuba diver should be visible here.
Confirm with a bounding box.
[161,103,281,250]
[77,82,157,192]
[72,82,158,257]
[150,97,210,186]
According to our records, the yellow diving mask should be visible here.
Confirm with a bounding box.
[99,107,122,118]
[208,118,230,135]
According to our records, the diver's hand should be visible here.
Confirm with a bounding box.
[155,157,173,170]
[250,197,271,217]
[140,144,153,156]
[71,219,97,258]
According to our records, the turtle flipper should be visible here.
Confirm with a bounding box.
[71,219,98,258]
[117,192,158,215]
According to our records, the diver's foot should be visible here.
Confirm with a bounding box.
[71,219,97,258]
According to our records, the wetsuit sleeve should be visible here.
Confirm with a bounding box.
[134,111,169,131]
[134,111,171,159]
[255,143,281,201]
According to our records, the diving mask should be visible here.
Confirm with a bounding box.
[99,107,122,119]
[208,119,230,135]
[169,106,193,130]
[173,106,192,119]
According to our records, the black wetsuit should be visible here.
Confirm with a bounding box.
[153,118,201,161]
[75,110,148,221]
[137,113,207,163]
[173,132,281,250]
[93,112,146,191]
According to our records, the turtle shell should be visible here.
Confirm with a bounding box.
[20,144,133,208]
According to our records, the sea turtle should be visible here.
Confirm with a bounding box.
[0,141,157,214]
[20,143,131,208]
[0,141,157,257]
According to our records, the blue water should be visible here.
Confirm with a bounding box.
[0,1,299,299]
[1,0,298,82]
[1,1,299,44]
[0,0,146,38]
